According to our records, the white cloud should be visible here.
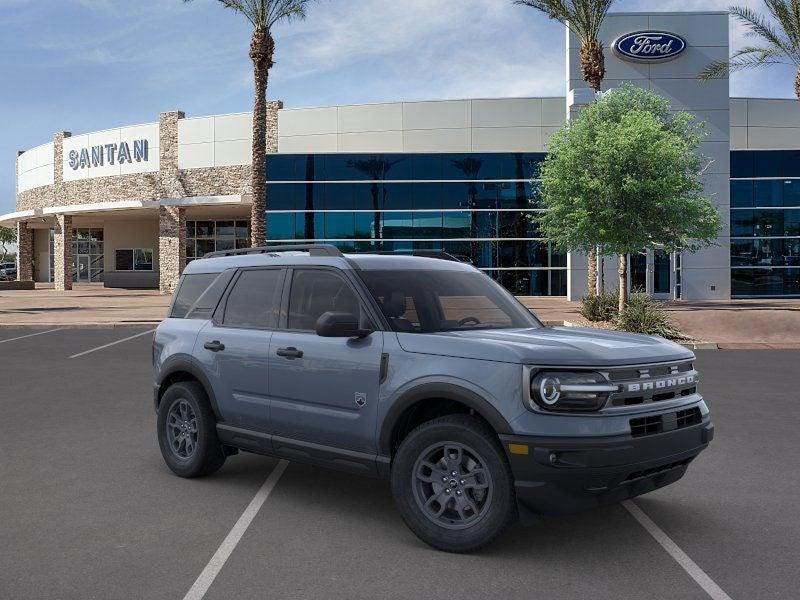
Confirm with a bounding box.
[265,0,796,104]
[268,0,565,102]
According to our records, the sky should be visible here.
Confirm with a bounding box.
[0,0,797,216]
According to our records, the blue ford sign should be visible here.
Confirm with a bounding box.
[613,31,687,62]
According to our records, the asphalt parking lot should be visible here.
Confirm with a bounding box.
[1,327,798,600]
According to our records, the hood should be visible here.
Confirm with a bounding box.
[396,326,693,367]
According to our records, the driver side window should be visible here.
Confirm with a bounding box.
[287,269,367,331]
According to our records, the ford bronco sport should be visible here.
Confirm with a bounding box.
[153,245,713,553]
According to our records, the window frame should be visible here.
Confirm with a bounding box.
[115,247,154,272]
[213,267,287,331]
[278,266,384,333]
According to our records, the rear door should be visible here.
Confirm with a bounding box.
[194,267,285,432]
[268,267,384,454]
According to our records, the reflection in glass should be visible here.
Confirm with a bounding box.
[261,152,564,295]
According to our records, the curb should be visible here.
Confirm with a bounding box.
[680,341,719,350]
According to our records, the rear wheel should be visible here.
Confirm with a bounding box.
[157,381,225,478]
[391,414,517,552]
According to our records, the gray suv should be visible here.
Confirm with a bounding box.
[153,245,712,552]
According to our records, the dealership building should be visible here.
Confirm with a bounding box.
[3,10,800,299]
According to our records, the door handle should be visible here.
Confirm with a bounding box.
[203,340,225,352]
[276,346,303,359]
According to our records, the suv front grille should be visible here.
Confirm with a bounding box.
[629,407,702,438]
[608,361,698,407]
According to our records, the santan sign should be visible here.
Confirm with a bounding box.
[613,31,687,62]
[68,139,149,170]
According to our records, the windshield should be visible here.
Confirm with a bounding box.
[357,269,542,333]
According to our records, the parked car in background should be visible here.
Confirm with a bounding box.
[0,262,16,281]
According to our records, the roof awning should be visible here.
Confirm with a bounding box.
[0,194,245,226]
[0,209,40,227]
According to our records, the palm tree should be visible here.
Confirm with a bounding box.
[515,0,616,295]
[699,2,800,101]
[184,0,314,247]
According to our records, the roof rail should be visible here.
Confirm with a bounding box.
[202,244,344,259]
[370,250,466,263]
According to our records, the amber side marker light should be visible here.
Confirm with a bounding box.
[508,443,529,455]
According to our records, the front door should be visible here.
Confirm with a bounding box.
[652,249,672,299]
[194,268,285,432]
[268,268,384,454]
[630,252,647,292]
[77,256,90,282]
[627,250,674,299]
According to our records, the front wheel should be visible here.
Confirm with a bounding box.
[157,381,226,478]
[391,414,517,553]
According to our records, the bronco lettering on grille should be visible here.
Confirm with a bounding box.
[627,374,695,393]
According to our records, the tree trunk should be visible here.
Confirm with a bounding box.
[618,254,628,315]
[796,67,800,102]
[249,29,275,248]
[580,40,605,93]
[598,248,605,293]
[587,246,597,297]
[580,39,604,293]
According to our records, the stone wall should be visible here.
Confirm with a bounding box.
[266,101,281,153]
[17,173,162,211]
[159,111,186,199]
[16,222,33,281]
[53,214,73,291]
[181,165,251,197]
[158,206,185,295]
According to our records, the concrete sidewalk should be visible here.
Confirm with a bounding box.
[519,296,800,348]
[2,285,799,347]
[0,283,169,327]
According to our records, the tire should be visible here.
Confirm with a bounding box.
[391,414,517,553]
[157,381,226,478]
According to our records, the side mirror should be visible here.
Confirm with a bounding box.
[315,312,372,338]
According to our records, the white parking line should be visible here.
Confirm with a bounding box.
[623,500,733,600]
[68,328,156,359]
[183,460,289,600]
[0,329,63,345]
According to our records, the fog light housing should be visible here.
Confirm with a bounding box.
[529,371,616,412]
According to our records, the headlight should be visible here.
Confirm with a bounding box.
[529,371,617,412]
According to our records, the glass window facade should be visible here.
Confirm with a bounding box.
[114,248,154,272]
[731,151,800,296]
[186,220,251,264]
[264,153,565,296]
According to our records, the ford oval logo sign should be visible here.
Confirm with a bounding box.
[613,31,687,62]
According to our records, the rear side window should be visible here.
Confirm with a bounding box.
[171,273,218,318]
[185,270,236,320]
[223,269,284,329]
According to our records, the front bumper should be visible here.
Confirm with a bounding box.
[500,417,713,515]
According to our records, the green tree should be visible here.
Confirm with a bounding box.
[0,226,15,263]
[535,85,722,313]
[514,0,616,294]
[184,0,315,246]
[699,2,800,100]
